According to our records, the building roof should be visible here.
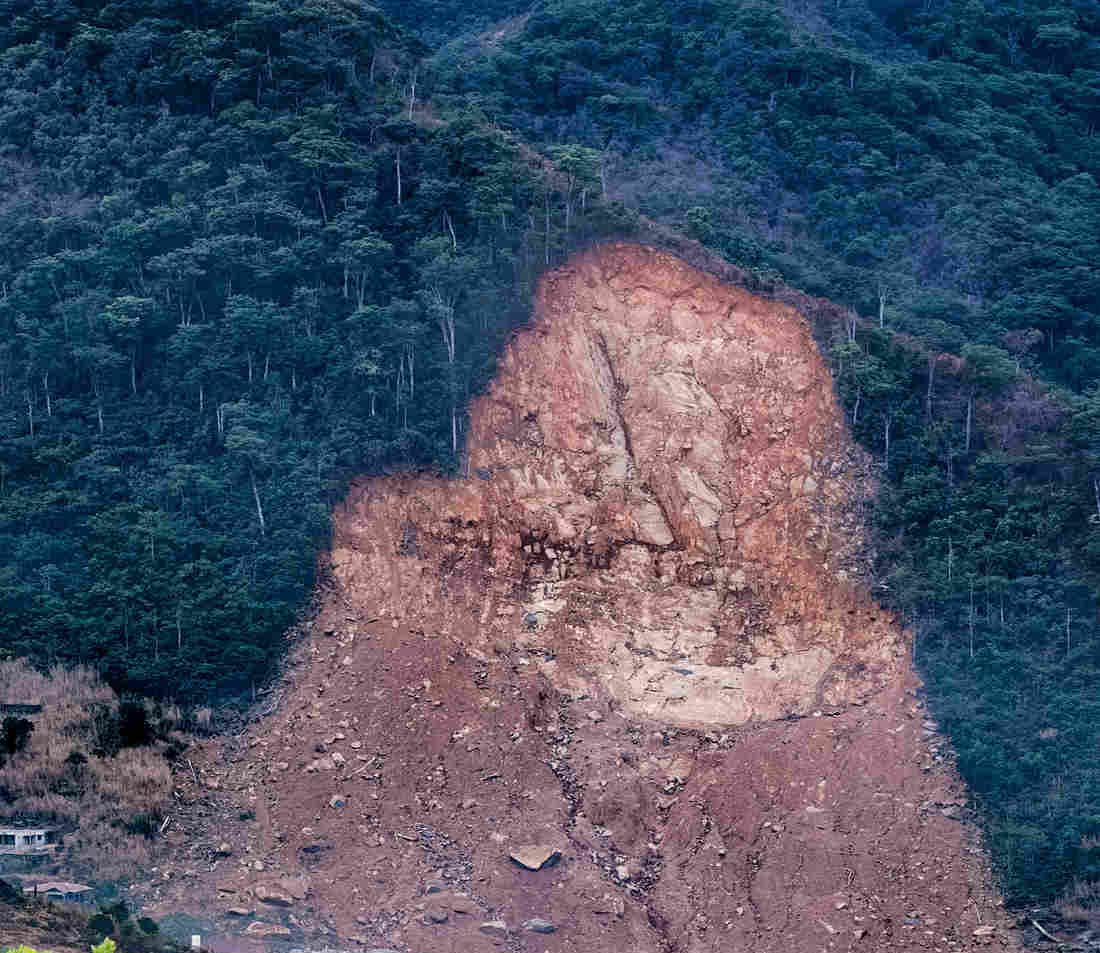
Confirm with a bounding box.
[24,880,92,894]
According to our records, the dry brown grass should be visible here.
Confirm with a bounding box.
[0,660,175,880]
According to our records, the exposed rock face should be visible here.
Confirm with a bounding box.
[148,245,1017,953]
[335,244,903,725]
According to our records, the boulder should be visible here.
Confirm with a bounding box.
[509,845,562,870]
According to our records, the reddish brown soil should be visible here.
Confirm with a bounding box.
[143,244,1018,953]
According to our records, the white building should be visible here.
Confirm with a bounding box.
[0,827,58,854]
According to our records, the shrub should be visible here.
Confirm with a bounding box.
[86,913,115,939]
[1,716,33,755]
[117,701,152,749]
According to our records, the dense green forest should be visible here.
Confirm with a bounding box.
[0,0,620,701]
[2,0,1100,907]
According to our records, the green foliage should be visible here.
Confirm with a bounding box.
[86,914,115,940]
[432,0,1100,391]
[0,0,615,703]
[823,314,1100,902]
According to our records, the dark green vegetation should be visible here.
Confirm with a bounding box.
[1,0,1099,908]
[0,0,617,701]
[0,877,180,953]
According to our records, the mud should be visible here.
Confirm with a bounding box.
[144,245,1017,953]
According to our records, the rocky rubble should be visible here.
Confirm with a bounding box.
[144,244,1019,953]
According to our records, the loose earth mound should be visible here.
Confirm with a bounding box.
[147,244,1016,953]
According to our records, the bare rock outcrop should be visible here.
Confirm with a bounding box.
[148,244,1017,953]
[335,243,903,725]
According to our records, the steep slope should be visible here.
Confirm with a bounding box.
[147,245,1016,952]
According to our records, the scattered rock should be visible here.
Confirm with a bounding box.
[277,876,310,900]
[524,918,557,934]
[330,794,348,808]
[244,921,291,937]
[449,894,478,914]
[479,920,509,937]
[509,845,562,870]
[226,906,254,917]
[255,885,293,907]
[973,925,995,937]
[214,842,233,857]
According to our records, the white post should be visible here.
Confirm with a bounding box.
[191,935,202,950]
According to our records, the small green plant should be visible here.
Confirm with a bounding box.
[92,940,117,953]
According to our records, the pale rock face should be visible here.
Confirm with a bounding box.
[331,243,905,726]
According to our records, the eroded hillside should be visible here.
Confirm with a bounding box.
[148,245,1017,952]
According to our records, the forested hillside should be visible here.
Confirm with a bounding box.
[0,0,618,701]
[3,0,1100,909]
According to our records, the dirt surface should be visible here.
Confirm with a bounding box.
[142,244,1018,952]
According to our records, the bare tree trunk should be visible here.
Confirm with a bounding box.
[968,579,975,660]
[395,148,403,205]
[43,372,51,416]
[250,470,266,537]
[965,391,973,453]
[925,355,935,419]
